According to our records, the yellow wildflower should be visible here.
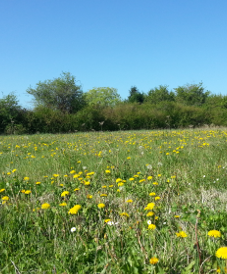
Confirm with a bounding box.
[41,203,50,209]
[68,205,81,214]
[98,203,105,209]
[150,257,159,265]
[208,230,221,238]
[176,231,188,238]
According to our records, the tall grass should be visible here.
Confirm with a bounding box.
[1,129,227,273]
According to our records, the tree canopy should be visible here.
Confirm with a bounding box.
[84,87,121,107]
[26,72,84,113]
[128,86,145,103]
[145,85,175,104]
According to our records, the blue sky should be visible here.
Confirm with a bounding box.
[1,0,227,109]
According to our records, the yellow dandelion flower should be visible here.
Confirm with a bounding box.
[155,216,159,220]
[109,185,113,187]
[176,231,188,238]
[139,179,145,183]
[126,199,133,203]
[148,224,156,230]
[68,205,81,214]
[87,194,93,199]
[41,203,50,209]
[60,184,64,187]
[84,181,90,186]
[7,172,11,175]
[117,189,120,192]
[144,202,155,211]
[100,194,107,197]
[21,190,25,193]
[120,212,129,217]
[149,192,156,196]
[127,157,131,160]
[74,188,80,191]
[12,169,17,173]
[77,161,81,163]
[36,182,41,185]
[104,219,111,223]
[216,247,227,259]
[174,215,180,218]
[116,178,122,183]
[155,196,161,201]
[105,170,111,174]
[61,191,70,197]
[129,178,134,181]
[53,174,59,177]
[118,182,124,186]
[153,182,158,185]
[2,196,9,201]
[208,230,221,238]
[24,177,29,181]
[150,257,159,265]
[98,203,105,209]
[0,189,5,193]
[25,190,31,194]
[147,176,153,180]
[70,170,76,174]
[147,211,154,217]
[59,202,67,206]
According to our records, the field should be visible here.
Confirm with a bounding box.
[0,129,227,274]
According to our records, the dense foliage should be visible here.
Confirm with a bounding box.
[1,74,227,134]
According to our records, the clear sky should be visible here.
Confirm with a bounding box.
[1,0,227,109]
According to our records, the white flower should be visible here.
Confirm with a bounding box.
[82,166,87,170]
[146,165,152,170]
[107,221,119,226]
[203,175,206,178]
[71,227,76,232]
[216,178,219,181]
[147,220,152,225]
[157,162,163,166]
[163,222,167,225]
[139,146,143,150]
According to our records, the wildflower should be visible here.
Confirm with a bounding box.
[98,203,105,209]
[139,179,145,183]
[144,202,155,211]
[176,231,188,238]
[120,212,129,217]
[100,194,107,197]
[148,224,156,230]
[149,192,156,196]
[146,164,152,170]
[84,181,90,186]
[217,266,227,273]
[87,194,93,199]
[157,174,161,177]
[7,172,11,175]
[116,178,122,183]
[102,186,107,188]
[53,174,59,177]
[216,247,227,259]
[208,230,221,238]
[147,220,152,225]
[25,190,31,194]
[147,211,154,217]
[117,189,120,192]
[155,216,159,220]
[118,182,124,186]
[129,178,134,181]
[2,196,9,201]
[68,205,81,214]
[174,215,180,218]
[126,199,133,203]
[150,257,159,265]
[0,189,5,193]
[71,227,76,232]
[155,196,161,201]
[127,157,131,160]
[153,182,158,185]
[105,170,111,174]
[24,177,29,180]
[70,170,76,174]
[12,169,17,173]
[36,182,41,185]
[147,176,153,180]
[59,202,67,206]
[41,203,50,209]
[109,185,113,188]
[21,190,25,193]
[74,188,80,191]
[104,219,111,223]
[60,184,64,187]
[61,191,70,197]
[77,161,81,163]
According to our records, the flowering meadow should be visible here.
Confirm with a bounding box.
[1,129,227,273]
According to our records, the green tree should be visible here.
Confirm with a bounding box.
[0,93,22,133]
[128,86,145,103]
[26,72,85,113]
[174,82,210,106]
[84,87,121,107]
[145,85,175,104]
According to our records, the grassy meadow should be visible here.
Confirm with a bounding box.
[1,129,227,273]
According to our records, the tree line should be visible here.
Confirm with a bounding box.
[1,72,227,134]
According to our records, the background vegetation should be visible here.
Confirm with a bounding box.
[1,72,227,135]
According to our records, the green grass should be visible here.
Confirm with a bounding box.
[1,128,227,273]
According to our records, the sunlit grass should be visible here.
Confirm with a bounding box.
[1,128,227,273]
